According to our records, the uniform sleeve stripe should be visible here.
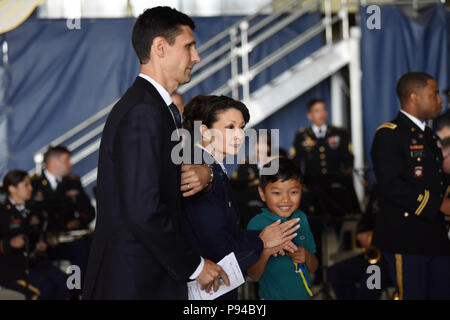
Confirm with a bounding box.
[415,190,429,216]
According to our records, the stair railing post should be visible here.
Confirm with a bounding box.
[239,21,251,103]
[324,0,333,45]
[341,0,349,40]
[229,27,239,100]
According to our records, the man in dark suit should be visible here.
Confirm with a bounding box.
[83,7,228,299]
[371,72,450,299]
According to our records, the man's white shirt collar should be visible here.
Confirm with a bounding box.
[400,109,426,131]
[8,197,26,212]
[312,124,327,138]
[139,73,172,106]
[44,169,59,191]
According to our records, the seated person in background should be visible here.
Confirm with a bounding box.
[0,170,69,300]
[231,132,287,229]
[327,184,393,300]
[31,145,95,298]
[247,157,318,300]
[31,145,95,232]
[181,95,300,300]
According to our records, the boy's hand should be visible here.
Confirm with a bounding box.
[287,247,307,264]
[271,240,298,257]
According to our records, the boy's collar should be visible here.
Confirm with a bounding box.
[261,207,300,222]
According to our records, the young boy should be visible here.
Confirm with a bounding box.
[247,157,318,300]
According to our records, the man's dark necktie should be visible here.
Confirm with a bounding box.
[168,103,182,129]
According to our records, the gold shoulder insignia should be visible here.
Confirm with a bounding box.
[31,174,42,179]
[290,146,296,158]
[376,123,397,131]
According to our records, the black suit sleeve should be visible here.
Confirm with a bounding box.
[113,103,199,283]
[371,128,442,221]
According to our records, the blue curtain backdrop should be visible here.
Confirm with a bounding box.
[360,4,449,182]
[0,12,324,184]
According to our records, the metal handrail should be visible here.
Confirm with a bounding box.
[180,0,322,94]
[34,100,115,155]
[195,0,275,55]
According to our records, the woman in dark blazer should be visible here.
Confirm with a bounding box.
[181,95,299,299]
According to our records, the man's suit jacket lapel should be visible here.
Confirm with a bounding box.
[133,77,178,135]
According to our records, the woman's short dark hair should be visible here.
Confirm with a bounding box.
[132,6,195,64]
[183,95,250,141]
[1,170,29,195]
[259,157,302,191]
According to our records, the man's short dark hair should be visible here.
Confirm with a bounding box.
[132,6,195,64]
[43,145,70,165]
[396,72,434,106]
[307,99,326,112]
[260,157,302,191]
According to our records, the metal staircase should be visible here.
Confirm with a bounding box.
[30,0,364,200]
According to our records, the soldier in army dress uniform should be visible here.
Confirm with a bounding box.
[290,99,361,287]
[0,170,69,299]
[290,99,359,217]
[371,72,450,299]
[31,146,95,297]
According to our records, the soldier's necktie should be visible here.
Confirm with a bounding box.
[168,103,182,129]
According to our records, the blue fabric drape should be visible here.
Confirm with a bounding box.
[360,4,449,182]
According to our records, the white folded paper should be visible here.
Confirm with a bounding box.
[188,252,245,300]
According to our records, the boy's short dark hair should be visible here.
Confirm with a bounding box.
[260,157,302,191]
[43,145,70,165]
[132,6,195,64]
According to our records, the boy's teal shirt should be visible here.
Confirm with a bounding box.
[247,207,316,300]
